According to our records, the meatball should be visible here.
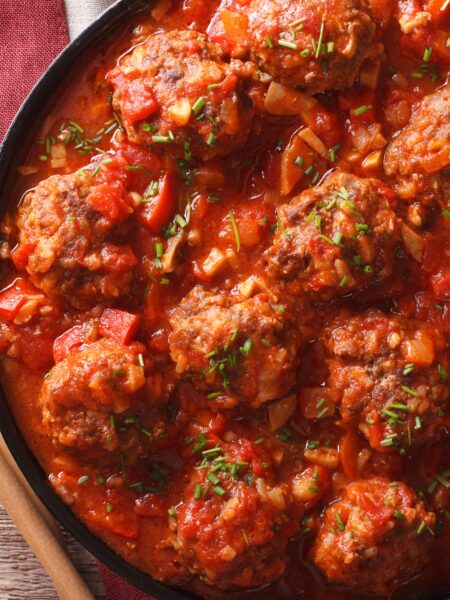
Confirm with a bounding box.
[265,171,400,298]
[107,30,254,159]
[169,287,300,408]
[13,164,137,309]
[172,435,292,588]
[321,310,449,450]
[384,82,450,179]
[311,479,436,597]
[208,0,377,93]
[40,339,163,461]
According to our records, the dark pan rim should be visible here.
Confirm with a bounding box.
[0,1,189,598]
[0,3,449,600]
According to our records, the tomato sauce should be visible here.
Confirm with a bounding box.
[0,0,449,598]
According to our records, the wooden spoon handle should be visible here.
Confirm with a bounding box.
[0,442,94,600]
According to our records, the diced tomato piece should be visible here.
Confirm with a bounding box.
[138,172,177,234]
[18,327,54,370]
[134,494,167,518]
[11,242,35,271]
[352,481,395,525]
[431,268,450,300]
[0,279,35,322]
[366,413,386,452]
[88,180,132,223]
[121,79,158,126]
[101,244,137,274]
[99,308,140,345]
[210,73,238,102]
[339,429,362,480]
[53,325,85,363]
[149,329,170,353]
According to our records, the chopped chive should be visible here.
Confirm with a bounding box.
[265,36,274,48]
[427,480,438,494]
[315,20,325,58]
[335,512,345,531]
[339,275,349,288]
[213,485,226,496]
[77,475,90,486]
[207,472,220,485]
[289,17,307,28]
[254,437,266,445]
[151,135,171,143]
[410,71,424,79]
[306,440,320,449]
[300,48,311,57]
[207,83,220,90]
[417,521,426,535]
[353,105,373,117]
[415,416,422,430]
[207,391,222,399]
[401,385,419,397]
[309,485,319,493]
[194,484,202,499]
[240,339,253,357]
[438,364,448,381]
[278,39,297,50]
[317,406,329,418]
[393,509,405,520]
[294,155,304,168]
[327,41,335,54]
[229,210,241,252]
[435,474,450,489]
[106,503,114,513]
[423,47,432,62]
[403,363,415,375]
[207,133,217,146]
[192,96,206,115]
[168,508,177,518]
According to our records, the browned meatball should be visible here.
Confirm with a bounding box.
[264,171,400,298]
[384,82,450,189]
[40,339,163,461]
[13,164,137,309]
[320,310,449,450]
[169,286,300,408]
[208,0,377,93]
[172,435,292,588]
[311,479,436,597]
[107,30,254,160]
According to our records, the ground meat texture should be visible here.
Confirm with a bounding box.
[40,339,161,462]
[169,287,300,408]
[14,169,136,309]
[172,436,292,589]
[265,171,399,299]
[384,81,450,178]
[311,479,436,597]
[208,0,377,94]
[321,310,449,450]
[107,30,254,160]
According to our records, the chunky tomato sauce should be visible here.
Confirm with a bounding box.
[0,1,449,598]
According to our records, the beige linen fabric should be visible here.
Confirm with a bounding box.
[64,0,118,40]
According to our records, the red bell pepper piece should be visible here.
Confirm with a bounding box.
[98,308,140,345]
[138,172,177,234]
[53,325,85,363]
[0,279,33,322]
[121,79,159,125]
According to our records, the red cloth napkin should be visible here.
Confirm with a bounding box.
[0,1,157,598]
[0,0,68,141]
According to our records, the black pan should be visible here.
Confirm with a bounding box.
[0,1,190,597]
[0,2,449,599]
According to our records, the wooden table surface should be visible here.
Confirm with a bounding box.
[0,504,106,600]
